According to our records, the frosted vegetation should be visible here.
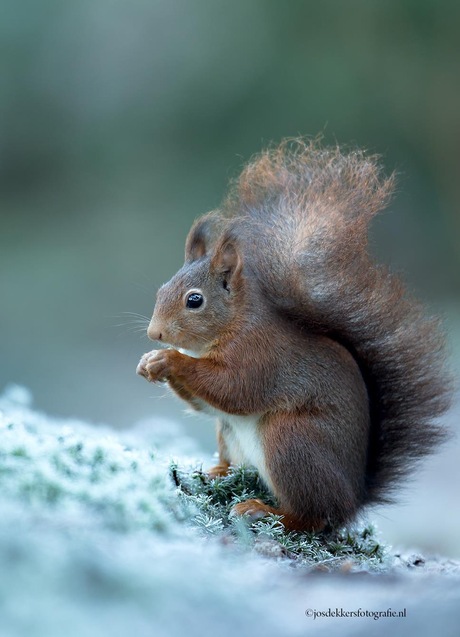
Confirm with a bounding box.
[0,386,458,637]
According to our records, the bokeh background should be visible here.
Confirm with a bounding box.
[1,0,459,554]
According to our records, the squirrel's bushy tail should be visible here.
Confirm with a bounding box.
[220,139,452,504]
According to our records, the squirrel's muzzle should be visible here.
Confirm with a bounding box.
[147,318,163,342]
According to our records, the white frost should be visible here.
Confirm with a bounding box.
[0,385,458,637]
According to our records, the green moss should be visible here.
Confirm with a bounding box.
[172,462,388,571]
[11,447,28,459]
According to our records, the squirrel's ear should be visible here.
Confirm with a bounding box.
[210,238,243,283]
[185,212,221,262]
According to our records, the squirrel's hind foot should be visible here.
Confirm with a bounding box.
[206,462,231,479]
[230,498,326,532]
[230,498,272,521]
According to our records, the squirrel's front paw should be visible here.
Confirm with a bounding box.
[136,349,171,383]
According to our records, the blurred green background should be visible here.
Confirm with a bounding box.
[1,0,459,550]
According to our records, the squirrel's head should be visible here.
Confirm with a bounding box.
[147,217,243,356]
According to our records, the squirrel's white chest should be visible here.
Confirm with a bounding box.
[218,413,274,491]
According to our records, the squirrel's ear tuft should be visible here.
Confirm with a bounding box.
[210,237,243,282]
[185,212,222,262]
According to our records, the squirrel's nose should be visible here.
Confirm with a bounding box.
[147,318,163,342]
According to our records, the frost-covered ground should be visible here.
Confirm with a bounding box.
[0,386,459,637]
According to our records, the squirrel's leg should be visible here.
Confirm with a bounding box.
[231,502,329,534]
[167,376,207,411]
[207,420,231,478]
[137,350,207,410]
[230,499,323,532]
[253,411,359,532]
[142,349,271,414]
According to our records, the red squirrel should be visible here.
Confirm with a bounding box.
[136,140,452,532]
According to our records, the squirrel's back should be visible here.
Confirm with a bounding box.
[212,139,452,505]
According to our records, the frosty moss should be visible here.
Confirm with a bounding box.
[171,462,387,571]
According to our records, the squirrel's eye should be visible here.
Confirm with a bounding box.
[186,292,204,309]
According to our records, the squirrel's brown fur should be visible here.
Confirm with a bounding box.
[137,139,452,530]
[218,139,452,505]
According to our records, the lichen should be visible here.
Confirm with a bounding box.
[172,462,388,571]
